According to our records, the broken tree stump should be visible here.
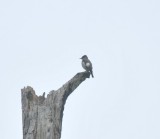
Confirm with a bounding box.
[21,71,90,139]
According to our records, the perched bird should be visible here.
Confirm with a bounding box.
[80,55,94,78]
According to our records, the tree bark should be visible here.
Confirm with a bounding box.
[21,71,90,139]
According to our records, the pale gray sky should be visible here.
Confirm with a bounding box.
[0,0,160,139]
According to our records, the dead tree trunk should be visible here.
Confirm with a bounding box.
[21,71,90,139]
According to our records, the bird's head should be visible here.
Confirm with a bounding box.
[80,55,88,60]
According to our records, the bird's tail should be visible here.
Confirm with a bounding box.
[90,70,94,78]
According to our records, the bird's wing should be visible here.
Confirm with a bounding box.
[86,62,91,67]
[86,59,92,69]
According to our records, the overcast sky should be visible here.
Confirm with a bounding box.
[0,0,160,139]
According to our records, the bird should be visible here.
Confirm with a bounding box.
[80,55,94,78]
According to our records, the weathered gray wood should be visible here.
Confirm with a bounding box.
[21,71,90,139]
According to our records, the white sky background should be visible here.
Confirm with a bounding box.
[0,0,160,139]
